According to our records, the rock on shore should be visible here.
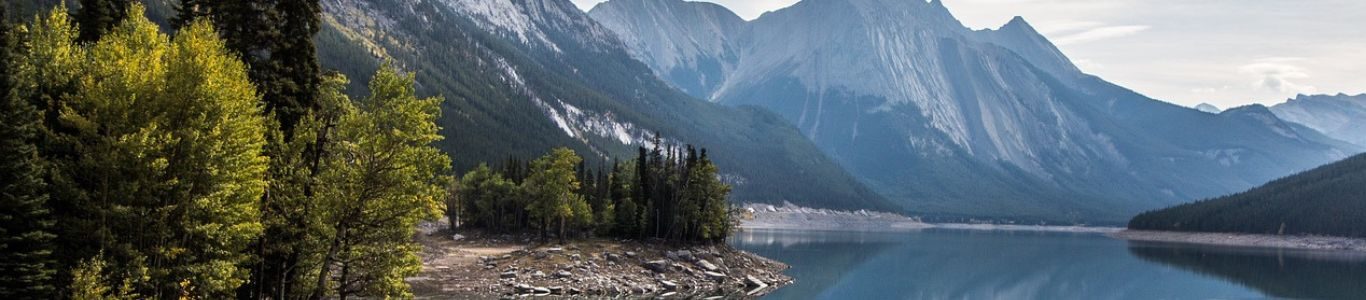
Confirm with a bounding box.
[409,229,792,298]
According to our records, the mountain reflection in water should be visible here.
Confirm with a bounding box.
[730,228,1366,299]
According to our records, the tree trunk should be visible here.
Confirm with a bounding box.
[310,224,347,299]
[558,216,566,245]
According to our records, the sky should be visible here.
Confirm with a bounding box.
[569,0,1366,109]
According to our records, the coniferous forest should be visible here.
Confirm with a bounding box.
[1129,153,1366,238]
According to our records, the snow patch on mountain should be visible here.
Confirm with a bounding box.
[444,0,559,51]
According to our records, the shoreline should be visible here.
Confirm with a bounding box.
[739,203,1122,234]
[410,226,792,298]
[1111,230,1366,252]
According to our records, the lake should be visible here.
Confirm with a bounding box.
[728,228,1366,299]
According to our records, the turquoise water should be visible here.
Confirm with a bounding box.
[728,228,1366,299]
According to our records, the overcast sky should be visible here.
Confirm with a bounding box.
[570,0,1366,109]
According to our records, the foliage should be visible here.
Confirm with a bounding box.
[311,64,450,298]
[455,143,736,243]
[67,254,139,300]
[523,147,586,243]
[19,5,268,297]
[0,5,57,298]
[1130,153,1366,237]
[175,0,322,132]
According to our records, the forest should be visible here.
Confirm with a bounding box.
[1129,153,1366,238]
[449,138,734,244]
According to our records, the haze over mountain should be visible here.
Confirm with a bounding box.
[591,0,1359,223]
[1271,93,1366,147]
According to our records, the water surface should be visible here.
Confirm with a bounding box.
[728,228,1366,299]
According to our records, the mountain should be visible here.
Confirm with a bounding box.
[18,0,892,211]
[1129,153,1366,238]
[1271,93,1366,147]
[590,0,1359,223]
[587,0,744,99]
[1194,103,1221,114]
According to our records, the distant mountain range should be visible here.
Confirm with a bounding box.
[1271,93,1366,148]
[1129,152,1366,238]
[590,0,1360,223]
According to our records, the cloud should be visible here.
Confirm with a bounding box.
[1239,58,1318,94]
[1053,25,1150,45]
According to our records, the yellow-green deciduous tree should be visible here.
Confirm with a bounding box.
[524,147,587,244]
[19,5,268,298]
[312,64,451,299]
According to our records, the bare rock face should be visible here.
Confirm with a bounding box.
[589,0,1359,224]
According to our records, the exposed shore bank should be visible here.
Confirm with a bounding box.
[1112,230,1366,252]
[409,222,792,298]
[739,203,932,232]
[739,203,1121,233]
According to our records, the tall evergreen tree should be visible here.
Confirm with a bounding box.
[610,162,638,237]
[75,0,129,42]
[0,6,57,298]
[175,0,321,132]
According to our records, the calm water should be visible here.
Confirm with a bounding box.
[728,228,1366,300]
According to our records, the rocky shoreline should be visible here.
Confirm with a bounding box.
[739,203,932,231]
[1112,230,1366,252]
[409,229,792,298]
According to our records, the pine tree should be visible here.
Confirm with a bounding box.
[0,7,57,298]
[610,162,637,237]
[175,0,322,132]
[75,0,129,42]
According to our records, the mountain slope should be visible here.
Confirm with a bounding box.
[1129,153,1366,238]
[588,0,743,99]
[591,0,1358,223]
[315,0,892,210]
[1271,93,1366,147]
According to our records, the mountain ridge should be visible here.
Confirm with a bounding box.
[590,0,1359,223]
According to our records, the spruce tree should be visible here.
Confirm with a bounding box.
[0,6,57,298]
[75,0,129,42]
[175,0,321,132]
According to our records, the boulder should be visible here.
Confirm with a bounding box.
[660,280,679,290]
[644,260,669,273]
[695,259,720,272]
[704,271,727,280]
[533,287,551,294]
[533,270,546,278]
[624,251,638,258]
[499,271,517,279]
[554,270,573,279]
[745,275,768,288]
[514,283,534,294]
[549,286,564,294]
